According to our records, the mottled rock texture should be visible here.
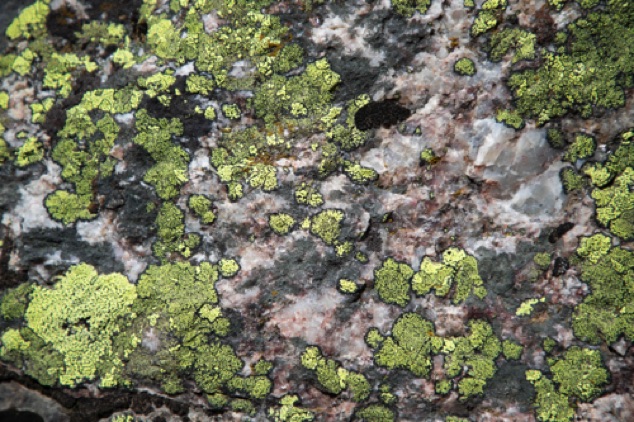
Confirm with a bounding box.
[0,0,633,421]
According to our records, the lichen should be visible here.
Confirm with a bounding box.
[453,58,476,76]
[269,213,295,235]
[373,258,414,307]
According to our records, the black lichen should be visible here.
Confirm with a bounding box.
[354,99,411,131]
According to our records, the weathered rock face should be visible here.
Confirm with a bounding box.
[0,0,633,421]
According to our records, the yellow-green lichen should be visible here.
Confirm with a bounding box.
[269,395,314,422]
[392,0,432,17]
[355,404,395,422]
[489,28,536,63]
[153,202,201,260]
[309,209,344,245]
[563,134,596,163]
[442,320,501,398]
[516,298,545,316]
[368,313,440,377]
[502,340,523,360]
[2,264,138,387]
[337,279,360,294]
[572,233,634,344]
[188,195,216,224]
[5,0,50,40]
[412,248,486,304]
[0,283,34,321]
[269,213,295,235]
[295,183,324,207]
[300,346,370,401]
[374,258,414,307]
[15,137,44,167]
[453,58,476,76]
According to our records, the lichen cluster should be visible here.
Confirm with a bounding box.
[0,0,632,420]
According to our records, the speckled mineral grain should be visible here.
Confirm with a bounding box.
[0,0,633,421]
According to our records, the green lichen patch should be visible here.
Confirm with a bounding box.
[5,0,50,41]
[1,264,138,387]
[392,0,432,17]
[551,347,608,402]
[295,183,324,207]
[355,404,395,422]
[572,234,634,344]
[14,137,44,167]
[412,248,487,304]
[269,213,295,235]
[442,320,501,398]
[526,370,575,422]
[368,313,441,377]
[337,278,361,295]
[501,340,523,360]
[309,209,344,245]
[590,167,634,240]
[188,195,216,224]
[563,133,596,163]
[300,346,370,401]
[153,202,201,261]
[504,2,634,125]
[373,258,414,307]
[453,58,476,76]
[0,283,34,321]
[560,167,586,193]
[269,395,314,422]
[134,110,188,200]
[488,28,536,63]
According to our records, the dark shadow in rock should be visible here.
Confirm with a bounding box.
[0,409,44,422]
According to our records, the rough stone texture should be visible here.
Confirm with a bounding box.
[0,0,633,421]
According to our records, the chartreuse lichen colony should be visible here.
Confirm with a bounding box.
[0,0,632,420]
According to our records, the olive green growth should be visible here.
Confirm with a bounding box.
[547,128,566,149]
[343,160,378,184]
[337,279,360,294]
[45,191,96,225]
[269,395,314,422]
[369,313,441,377]
[5,0,50,41]
[543,337,557,353]
[153,202,201,261]
[300,346,370,401]
[309,209,344,245]
[590,167,634,240]
[526,370,574,422]
[374,258,414,307]
[572,234,634,344]
[391,0,432,17]
[295,183,324,207]
[1,264,138,388]
[516,298,545,316]
[355,404,395,422]
[560,167,585,193]
[453,58,476,76]
[14,137,44,167]
[502,340,523,360]
[0,283,33,321]
[489,28,536,63]
[269,213,295,235]
[218,258,240,278]
[533,252,552,270]
[551,347,608,401]
[327,94,369,152]
[435,379,452,395]
[496,109,525,130]
[563,134,596,163]
[505,3,634,125]
[442,320,501,398]
[188,195,216,224]
[222,104,241,120]
[134,110,189,200]
[412,247,487,304]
